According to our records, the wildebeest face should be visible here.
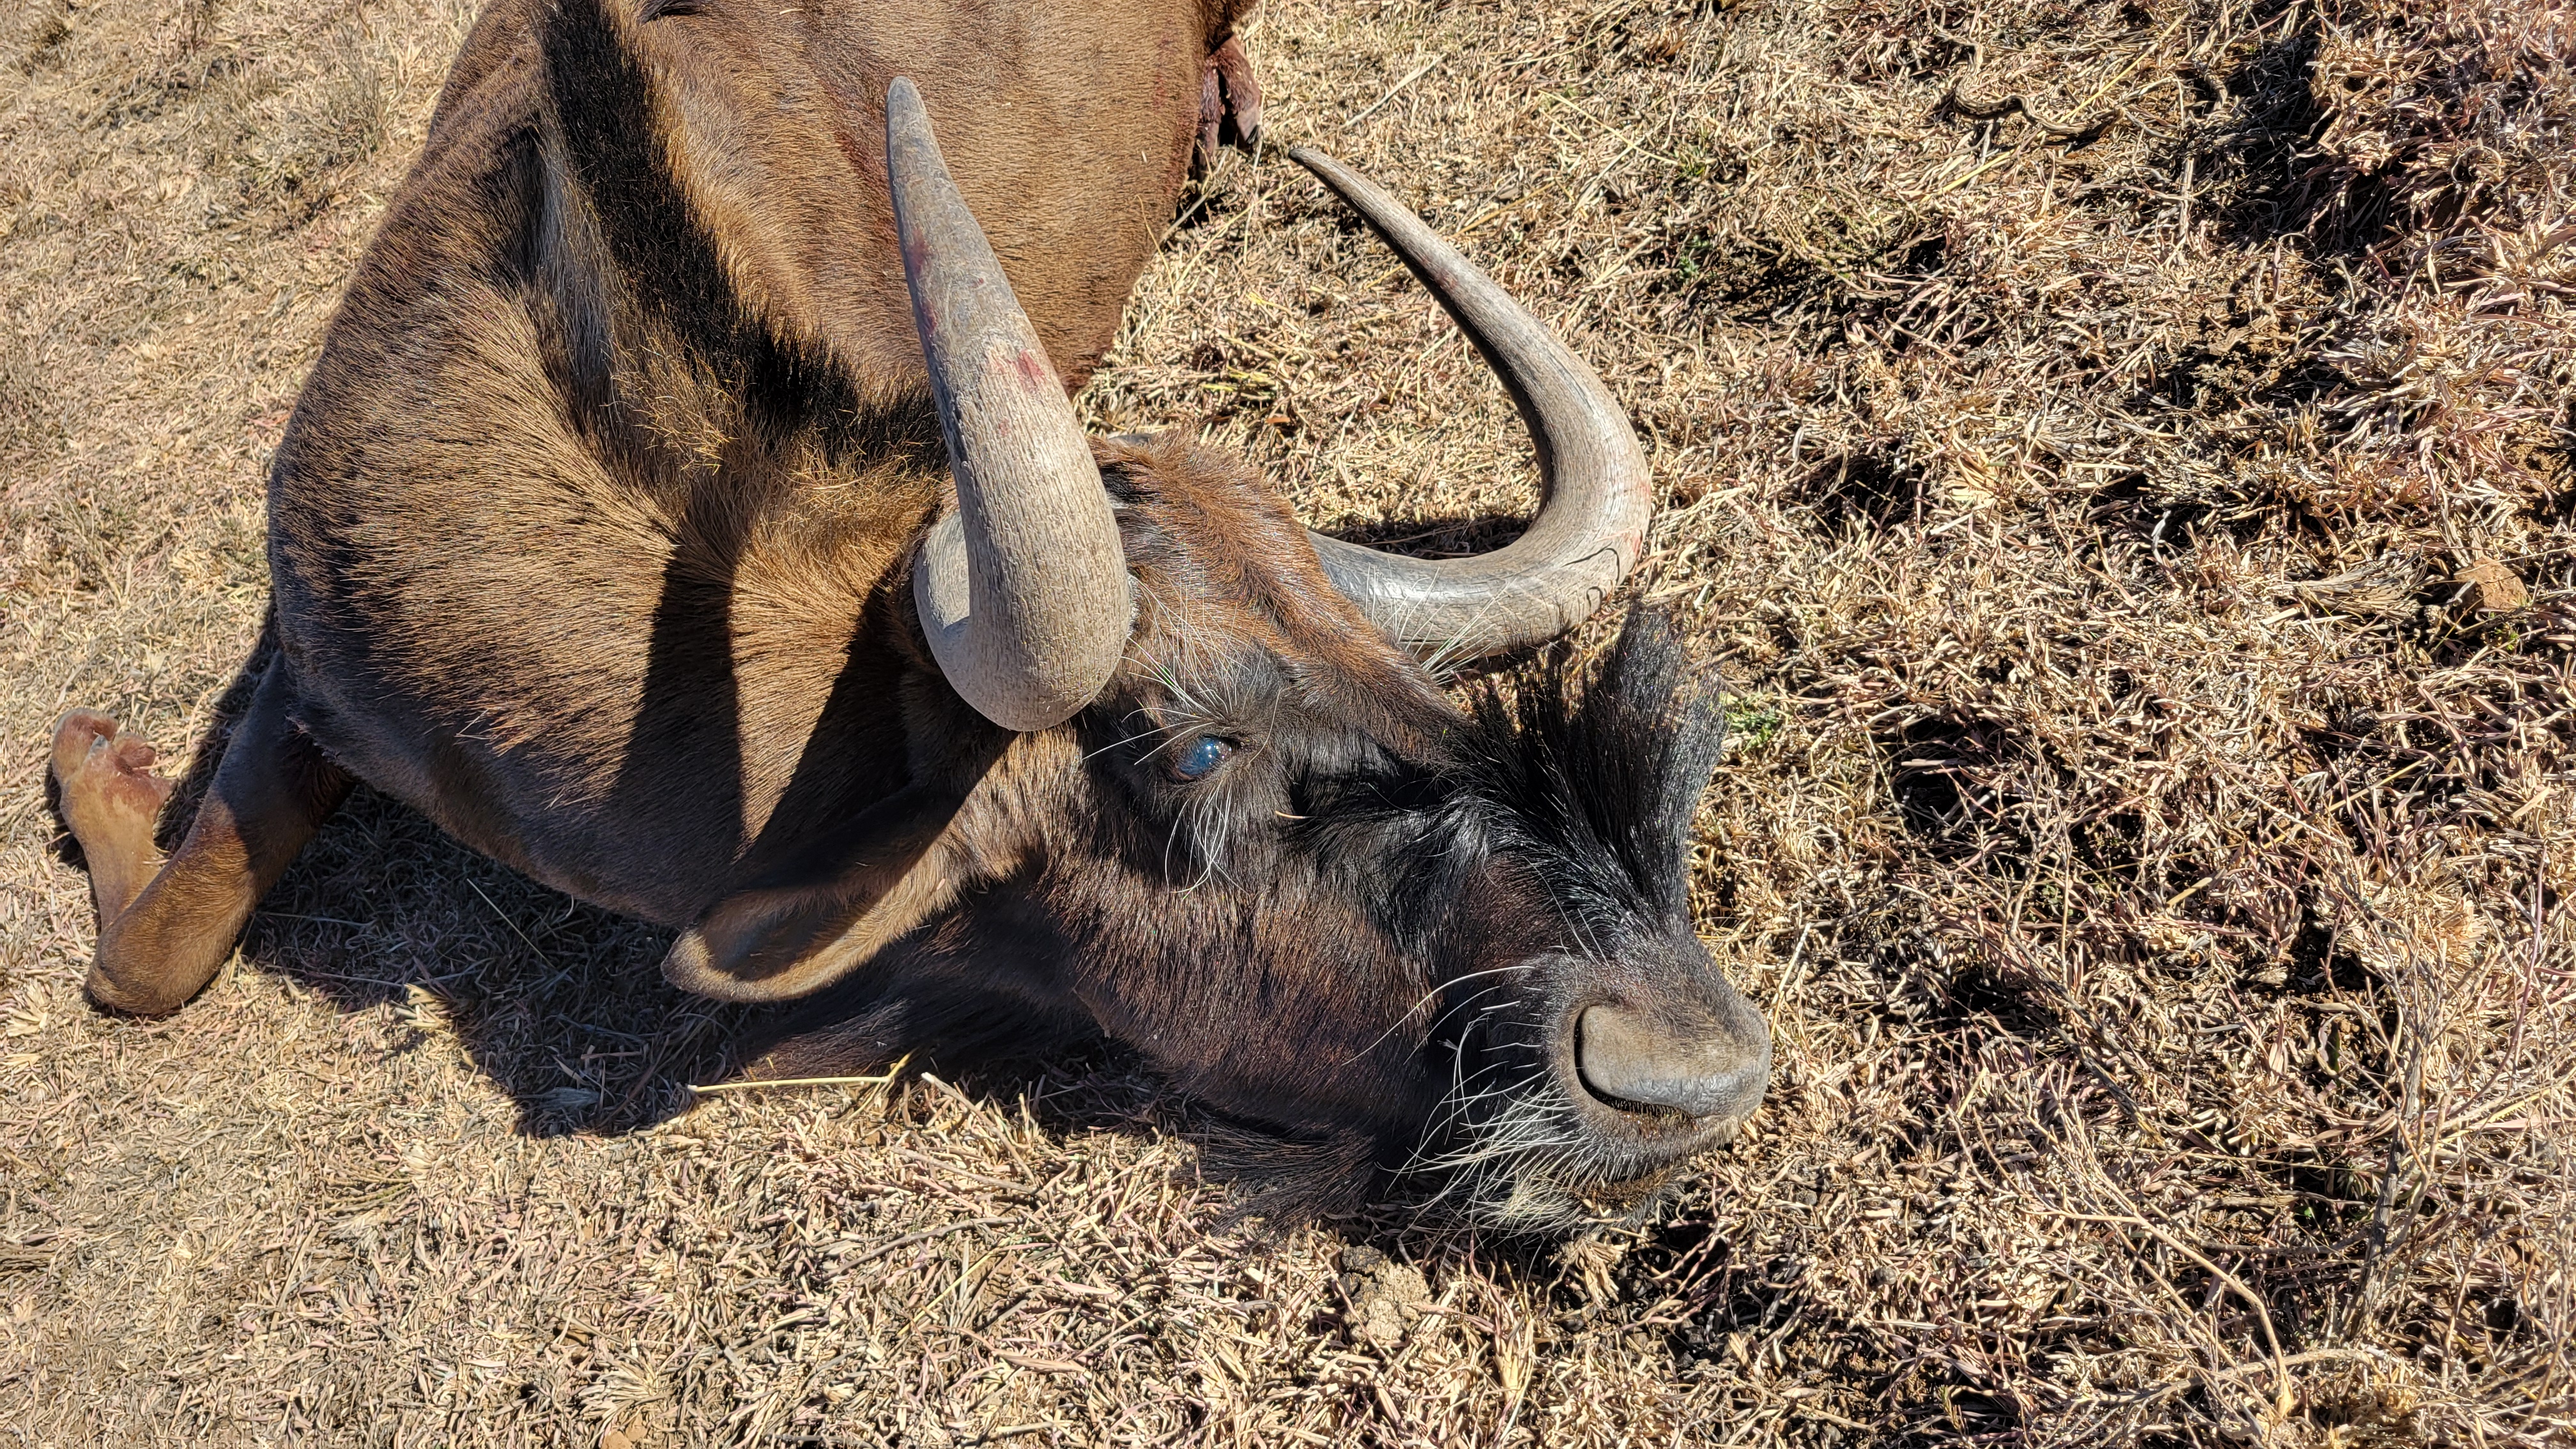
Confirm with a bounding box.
[1019,437,1772,1227]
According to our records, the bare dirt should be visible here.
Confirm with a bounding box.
[3,0,2570,1443]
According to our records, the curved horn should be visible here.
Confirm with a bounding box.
[891,77,1131,732]
[1288,147,1653,657]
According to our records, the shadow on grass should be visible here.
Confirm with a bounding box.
[108,626,1126,1149]
[79,595,1753,1315]
[1314,507,1535,560]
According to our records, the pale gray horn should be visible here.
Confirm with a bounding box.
[1289,147,1653,657]
[890,77,1131,732]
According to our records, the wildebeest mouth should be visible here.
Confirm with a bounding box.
[1409,1116,1729,1232]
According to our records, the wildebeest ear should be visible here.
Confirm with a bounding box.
[661,786,977,1002]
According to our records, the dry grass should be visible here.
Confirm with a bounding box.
[4,0,2572,1443]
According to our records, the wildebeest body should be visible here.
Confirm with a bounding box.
[274,0,1243,921]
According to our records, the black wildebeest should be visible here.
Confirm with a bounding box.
[51,0,1767,1225]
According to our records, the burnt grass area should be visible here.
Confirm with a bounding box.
[3,0,2573,1444]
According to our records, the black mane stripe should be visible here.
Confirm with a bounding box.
[1458,608,1724,937]
[1292,608,1722,956]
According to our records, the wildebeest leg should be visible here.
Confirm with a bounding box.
[1197,36,1263,165]
[722,890,1084,1084]
[52,658,353,1015]
[661,785,980,1004]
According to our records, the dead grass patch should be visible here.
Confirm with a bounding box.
[4,0,2570,1443]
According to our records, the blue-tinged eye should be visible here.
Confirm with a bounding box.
[1169,734,1235,781]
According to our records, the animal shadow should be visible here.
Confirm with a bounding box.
[87,631,1101,1144]
[52,645,1698,1321]
[1317,507,1533,561]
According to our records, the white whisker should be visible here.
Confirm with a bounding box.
[1337,961,1541,1067]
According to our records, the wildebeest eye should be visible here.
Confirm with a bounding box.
[1168,734,1235,781]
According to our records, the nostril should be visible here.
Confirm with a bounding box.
[1574,1003,1769,1122]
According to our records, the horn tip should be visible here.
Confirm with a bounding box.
[887,75,923,120]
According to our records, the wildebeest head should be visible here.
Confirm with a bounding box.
[722,82,1768,1229]
[1057,480,1770,1225]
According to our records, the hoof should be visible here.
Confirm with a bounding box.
[51,710,174,857]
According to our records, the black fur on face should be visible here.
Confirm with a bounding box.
[1068,605,1749,1228]
[1365,608,1744,1227]
[1456,607,1728,949]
